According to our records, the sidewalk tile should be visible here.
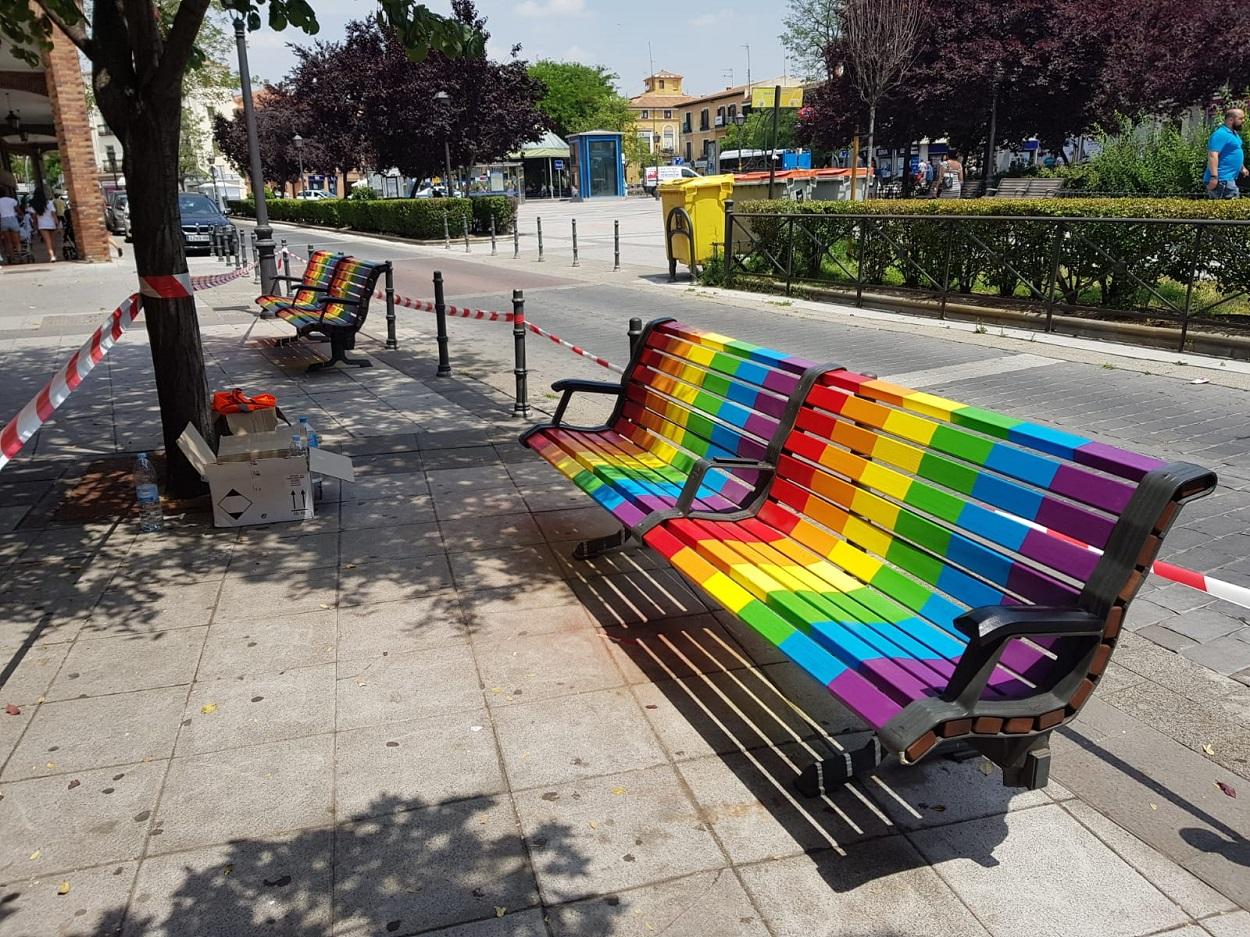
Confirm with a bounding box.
[570,569,708,627]
[153,734,334,854]
[475,629,621,707]
[514,764,724,904]
[340,470,427,503]
[339,521,443,565]
[459,581,580,621]
[738,840,990,937]
[440,513,545,551]
[90,579,221,634]
[0,702,33,765]
[548,542,666,582]
[178,664,336,756]
[420,909,546,937]
[340,494,435,531]
[0,861,134,937]
[547,868,768,937]
[0,761,165,879]
[336,645,483,731]
[463,597,594,644]
[214,574,337,622]
[1203,911,1250,936]
[333,797,538,936]
[335,709,504,820]
[422,446,499,470]
[493,688,666,790]
[1062,800,1235,919]
[129,832,333,937]
[337,554,455,607]
[46,628,206,701]
[532,507,622,543]
[348,450,425,477]
[868,755,1053,830]
[599,615,748,685]
[449,544,566,591]
[337,595,468,660]
[227,530,339,575]
[1181,634,1250,676]
[1166,609,1246,644]
[909,804,1187,937]
[1135,624,1198,653]
[198,609,337,679]
[0,641,70,704]
[3,686,186,780]
[434,490,529,521]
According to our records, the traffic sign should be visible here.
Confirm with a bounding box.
[553,159,564,169]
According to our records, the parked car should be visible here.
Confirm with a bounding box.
[295,189,332,200]
[643,164,701,195]
[178,192,232,254]
[113,195,131,241]
[105,191,128,235]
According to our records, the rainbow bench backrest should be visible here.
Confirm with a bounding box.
[611,319,822,506]
[317,258,387,327]
[291,250,344,307]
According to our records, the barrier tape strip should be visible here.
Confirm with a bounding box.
[375,289,624,374]
[0,263,253,473]
[994,508,1250,611]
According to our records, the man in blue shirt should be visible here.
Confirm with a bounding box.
[1205,107,1246,199]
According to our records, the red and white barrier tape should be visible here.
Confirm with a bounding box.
[995,508,1250,611]
[0,295,142,471]
[377,289,624,374]
[0,264,251,472]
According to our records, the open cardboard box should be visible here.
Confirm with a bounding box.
[177,423,354,528]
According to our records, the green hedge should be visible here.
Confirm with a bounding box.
[728,198,1250,314]
[226,195,518,240]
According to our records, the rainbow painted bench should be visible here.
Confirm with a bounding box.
[256,253,389,371]
[522,318,1217,793]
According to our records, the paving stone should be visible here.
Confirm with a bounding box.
[458,580,581,622]
[869,753,1055,830]
[340,494,436,531]
[339,521,444,565]
[532,507,622,543]
[1136,624,1198,653]
[1062,800,1236,919]
[178,664,336,756]
[599,614,754,685]
[547,541,667,582]
[333,797,538,935]
[0,701,33,767]
[493,688,666,790]
[1150,583,1216,614]
[570,569,709,627]
[153,735,335,854]
[1123,598,1174,631]
[1102,681,1245,761]
[3,686,186,781]
[1181,634,1250,676]
[337,554,456,607]
[910,803,1187,937]
[197,609,337,679]
[336,645,484,731]
[1202,910,1250,936]
[227,530,339,576]
[343,470,427,502]
[449,544,566,591]
[337,595,468,660]
[1166,608,1247,644]
[738,838,990,937]
[335,709,504,820]
[417,909,547,937]
[463,595,594,644]
[0,641,70,704]
[439,513,546,551]
[348,450,426,477]
[128,832,333,937]
[422,445,501,470]
[548,868,769,937]
[0,761,165,879]
[213,575,337,623]
[0,860,134,936]
[475,629,622,707]
[90,579,222,635]
[513,764,725,903]
[46,628,206,701]
[433,489,530,521]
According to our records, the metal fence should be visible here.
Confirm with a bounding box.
[722,203,1250,349]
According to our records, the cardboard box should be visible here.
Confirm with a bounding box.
[219,406,289,437]
[177,424,354,528]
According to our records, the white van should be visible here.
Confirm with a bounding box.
[644,165,701,193]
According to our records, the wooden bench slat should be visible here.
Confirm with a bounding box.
[646,334,804,401]
[654,320,818,377]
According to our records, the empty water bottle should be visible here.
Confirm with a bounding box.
[289,434,306,458]
[134,452,162,533]
[299,416,320,449]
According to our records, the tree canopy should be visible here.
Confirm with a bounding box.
[528,60,633,138]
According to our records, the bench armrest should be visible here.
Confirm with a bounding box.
[550,378,622,427]
[271,276,324,288]
[675,457,775,515]
[941,605,1105,708]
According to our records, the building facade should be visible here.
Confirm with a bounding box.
[679,77,805,173]
[628,71,692,171]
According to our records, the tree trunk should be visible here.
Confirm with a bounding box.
[121,100,215,498]
[983,81,1000,193]
[865,103,877,200]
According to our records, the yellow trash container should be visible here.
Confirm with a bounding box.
[660,173,734,280]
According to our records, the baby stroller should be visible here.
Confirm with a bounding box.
[60,208,80,261]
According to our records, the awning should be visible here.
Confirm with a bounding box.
[510,130,570,160]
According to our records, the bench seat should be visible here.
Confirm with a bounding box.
[255,249,343,318]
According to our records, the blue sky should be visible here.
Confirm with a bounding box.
[243,0,790,100]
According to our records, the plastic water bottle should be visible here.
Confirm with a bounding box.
[289,434,306,458]
[299,416,319,449]
[134,452,162,533]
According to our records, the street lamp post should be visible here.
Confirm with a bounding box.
[293,134,305,195]
[234,19,277,298]
[434,91,454,196]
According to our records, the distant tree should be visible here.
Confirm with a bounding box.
[212,84,340,194]
[724,110,798,168]
[528,60,632,137]
[779,0,842,80]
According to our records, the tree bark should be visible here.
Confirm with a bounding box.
[865,103,877,200]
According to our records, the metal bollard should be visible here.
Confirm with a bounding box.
[282,241,291,294]
[614,220,620,271]
[463,213,471,253]
[220,229,227,263]
[251,232,259,284]
[513,220,519,259]
[234,230,242,269]
[571,218,579,267]
[433,270,452,377]
[511,289,529,418]
[490,216,497,255]
[384,262,398,350]
[537,217,544,262]
[211,229,220,260]
[627,317,643,358]
[443,211,450,250]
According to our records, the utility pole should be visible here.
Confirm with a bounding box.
[742,44,751,92]
[766,85,781,199]
[648,42,660,199]
[234,19,277,297]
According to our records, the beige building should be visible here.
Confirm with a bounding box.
[628,71,692,168]
[679,76,804,171]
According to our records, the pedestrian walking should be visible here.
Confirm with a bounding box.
[31,187,60,262]
[939,151,964,199]
[1204,107,1247,199]
[0,185,20,263]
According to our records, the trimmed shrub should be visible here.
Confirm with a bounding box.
[731,197,1250,312]
[471,195,518,235]
[223,196,483,240]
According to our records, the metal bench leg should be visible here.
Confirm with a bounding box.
[308,332,372,372]
[969,734,1052,790]
[573,528,630,560]
[795,738,884,797]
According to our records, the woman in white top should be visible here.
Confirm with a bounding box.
[0,186,20,263]
[939,151,965,199]
[31,187,59,262]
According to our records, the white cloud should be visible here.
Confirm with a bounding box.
[687,12,722,26]
[562,45,594,63]
[516,0,586,18]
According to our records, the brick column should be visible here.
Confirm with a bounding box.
[42,28,110,262]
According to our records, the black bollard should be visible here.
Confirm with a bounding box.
[384,262,398,351]
[628,317,643,358]
[513,219,519,259]
[281,240,291,294]
[571,218,579,267]
[537,217,544,262]
[614,219,620,271]
[490,216,497,255]
[433,270,452,377]
[512,289,530,418]
[463,213,471,253]
[443,211,450,250]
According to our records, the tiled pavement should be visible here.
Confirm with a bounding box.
[0,260,1248,936]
